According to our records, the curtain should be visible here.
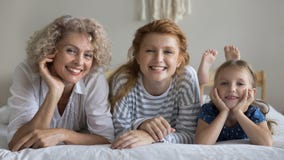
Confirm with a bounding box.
[140,0,191,22]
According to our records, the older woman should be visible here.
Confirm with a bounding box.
[7,15,114,151]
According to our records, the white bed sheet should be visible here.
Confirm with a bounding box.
[0,143,284,160]
[1,105,284,160]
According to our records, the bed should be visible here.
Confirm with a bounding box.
[0,70,284,160]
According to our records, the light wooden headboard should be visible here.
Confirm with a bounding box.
[255,70,266,101]
[205,70,266,101]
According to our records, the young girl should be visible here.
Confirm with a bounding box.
[109,19,201,149]
[195,59,273,146]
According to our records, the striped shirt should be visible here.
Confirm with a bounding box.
[111,65,201,144]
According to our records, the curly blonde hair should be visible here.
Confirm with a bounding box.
[26,15,111,73]
[109,19,190,111]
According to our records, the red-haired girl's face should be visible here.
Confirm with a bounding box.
[136,33,181,90]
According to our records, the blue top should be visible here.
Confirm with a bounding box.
[198,102,266,141]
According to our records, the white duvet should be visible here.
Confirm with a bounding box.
[1,105,284,160]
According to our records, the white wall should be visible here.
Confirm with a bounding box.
[0,0,283,112]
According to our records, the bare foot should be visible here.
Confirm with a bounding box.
[198,49,218,85]
[224,45,240,61]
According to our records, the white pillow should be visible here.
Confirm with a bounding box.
[267,105,284,136]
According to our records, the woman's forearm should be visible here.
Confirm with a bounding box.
[31,90,60,128]
[62,129,110,145]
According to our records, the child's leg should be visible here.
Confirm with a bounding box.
[197,49,218,86]
[197,49,218,104]
[224,45,240,61]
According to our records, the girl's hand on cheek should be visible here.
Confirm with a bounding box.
[247,89,255,104]
[233,88,251,114]
[210,88,229,112]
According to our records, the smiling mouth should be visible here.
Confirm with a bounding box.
[225,95,239,100]
[149,66,167,71]
[66,67,82,74]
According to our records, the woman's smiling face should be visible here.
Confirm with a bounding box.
[136,33,181,86]
[51,32,94,85]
